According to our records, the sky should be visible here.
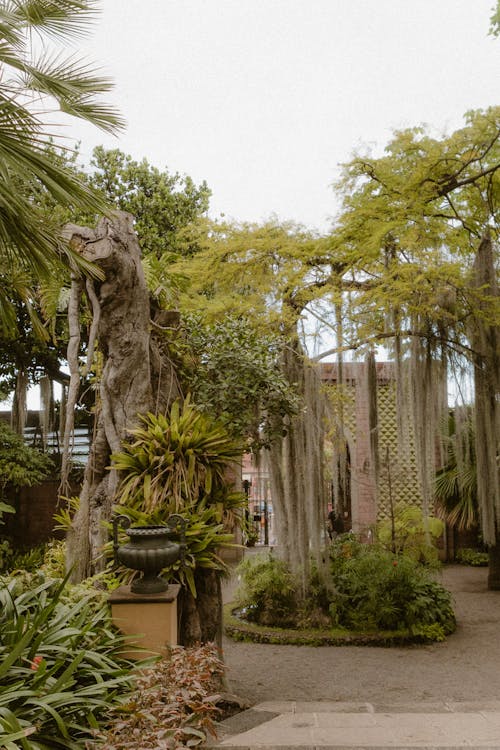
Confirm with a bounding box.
[5,0,498,411]
[65,0,500,234]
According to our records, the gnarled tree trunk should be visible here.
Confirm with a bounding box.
[63,212,224,645]
[65,212,156,580]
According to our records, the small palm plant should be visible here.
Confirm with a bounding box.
[435,408,478,532]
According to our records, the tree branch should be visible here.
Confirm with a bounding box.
[311,329,477,362]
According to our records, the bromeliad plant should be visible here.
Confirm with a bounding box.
[110,397,245,595]
[112,397,243,512]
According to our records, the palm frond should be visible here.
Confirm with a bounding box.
[23,52,125,133]
[10,0,100,41]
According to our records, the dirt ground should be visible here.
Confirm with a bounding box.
[221,564,500,706]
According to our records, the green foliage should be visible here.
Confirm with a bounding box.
[490,1,500,35]
[328,540,455,634]
[111,399,245,596]
[0,0,123,338]
[0,572,136,749]
[332,107,500,355]
[53,496,80,534]
[0,540,67,578]
[233,541,456,640]
[0,539,14,570]
[88,147,211,258]
[0,501,15,525]
[435,409,478,531]
[0,421,53,497]
[112,397,243,513]
[93,644,224,748]
[171,217,326,328]
[376,504,444,565]
[456,548,489,566]
[235,553,298,627]
[175,314,300,444]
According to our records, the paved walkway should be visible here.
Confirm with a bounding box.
[214,553,500,749]
[210,700,500,748]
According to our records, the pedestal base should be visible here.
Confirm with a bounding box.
[109,584,180,659]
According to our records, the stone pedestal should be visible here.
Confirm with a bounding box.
[109,584,180,659]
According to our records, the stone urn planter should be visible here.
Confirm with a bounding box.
[112,514,186,594]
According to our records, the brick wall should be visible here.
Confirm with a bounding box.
[2,481,79,549]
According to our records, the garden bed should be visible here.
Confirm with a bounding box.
[224,604,452,646]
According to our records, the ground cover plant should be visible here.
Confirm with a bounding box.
[0,572,137,749]
[455,548,489,567]
[0,563,227,749]
[233,538,456,643]
[91,644,225,749]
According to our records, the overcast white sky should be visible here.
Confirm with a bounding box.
[66,0,500,234]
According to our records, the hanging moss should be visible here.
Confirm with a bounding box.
[469,234,499,546]
[267,339,328,592]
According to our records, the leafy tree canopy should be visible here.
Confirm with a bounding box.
[88,147,211,257]
[490,1,500,35]
[174,314,300,446]
[326,107,500,359]
[171,218,331,334]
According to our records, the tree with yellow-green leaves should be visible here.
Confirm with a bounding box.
[171,219,337,583]
[327,107,499,585]
[172,108,499,588]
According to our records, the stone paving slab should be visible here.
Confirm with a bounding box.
[209,702,500,749]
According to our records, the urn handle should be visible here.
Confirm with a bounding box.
[112,513,131,566]
[167,514,187,564]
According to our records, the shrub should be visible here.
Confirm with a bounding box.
[456,547,489,566]
[232,539,456,640]
[376,504,444,565]
[0,572,136,749]
[109,399,246,597]
[93,644,225,748]
[235,552,298,627]
[329,539,455,634]
[0,540,67,577]
[0,421,53,499]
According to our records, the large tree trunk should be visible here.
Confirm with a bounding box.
[178,569,223,647]
[488,541,500,591]
[470,233,499,590]
[65,213,155,580]
[63,212,222,645]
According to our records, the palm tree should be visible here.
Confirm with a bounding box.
[435,409,478,532]
[0,0,124,336]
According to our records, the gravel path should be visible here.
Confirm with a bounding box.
[221,564,500,706]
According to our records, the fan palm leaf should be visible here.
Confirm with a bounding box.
[435,462,478,531]
[0,0,124,336]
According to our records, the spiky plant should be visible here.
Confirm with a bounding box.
[110,398,245,595]
[111,397,243,513]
